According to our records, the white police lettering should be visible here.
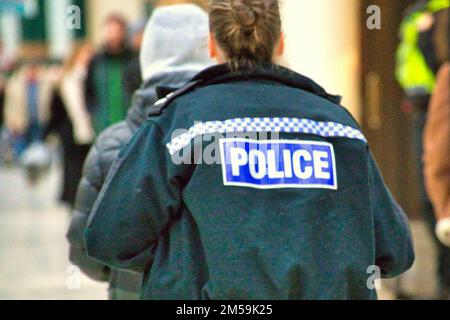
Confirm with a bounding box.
[220,138,337,190]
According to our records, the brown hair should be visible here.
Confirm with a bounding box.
[155,0,208,10]
[209,0,281,67]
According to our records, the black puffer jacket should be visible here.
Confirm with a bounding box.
[66,72,199,295]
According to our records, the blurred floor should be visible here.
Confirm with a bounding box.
[379,220,439,300]
[0,164,107,300]
[0,162,440,300]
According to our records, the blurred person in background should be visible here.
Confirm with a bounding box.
[67,0,213,300]
[4,62,55,158]
[422,0,450,252]
[85,14,135,134]
[44,43,95,208]
[424,63,450,251]
[3,62,60,183]
[396,0,450,299]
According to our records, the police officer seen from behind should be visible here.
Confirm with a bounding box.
[85,0,415,300]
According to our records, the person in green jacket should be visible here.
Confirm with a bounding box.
[85,0,414,300]
[85,14,140,134]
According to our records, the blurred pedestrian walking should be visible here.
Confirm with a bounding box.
[3,62,60,183]
[85,14,136,134]
[4,63,55,157]
[45,43,95,207]
[424,63,450,249]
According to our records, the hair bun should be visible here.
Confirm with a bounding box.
[231,0,259,28]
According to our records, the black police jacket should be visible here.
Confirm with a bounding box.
[85,63,415,300]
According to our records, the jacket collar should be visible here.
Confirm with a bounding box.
[189,63,343,105]
[127,70,201,130]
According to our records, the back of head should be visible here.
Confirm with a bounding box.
[140,3,213,81]
[209,0,282,67]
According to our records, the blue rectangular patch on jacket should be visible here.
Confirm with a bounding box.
[219,138,337,190]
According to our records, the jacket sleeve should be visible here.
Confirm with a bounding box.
[66,143,111,282]
[369,153,415,278]
[85,120,182,273]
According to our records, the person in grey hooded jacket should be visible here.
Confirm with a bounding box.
[66,3,213,300]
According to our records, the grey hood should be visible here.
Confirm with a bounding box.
[126,73,199,131]
[127,4,214,131]
[139,4,214,82]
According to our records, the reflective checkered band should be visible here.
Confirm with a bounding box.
[166,118,367,155]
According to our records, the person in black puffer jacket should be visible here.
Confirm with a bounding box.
[66,3,213,300]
